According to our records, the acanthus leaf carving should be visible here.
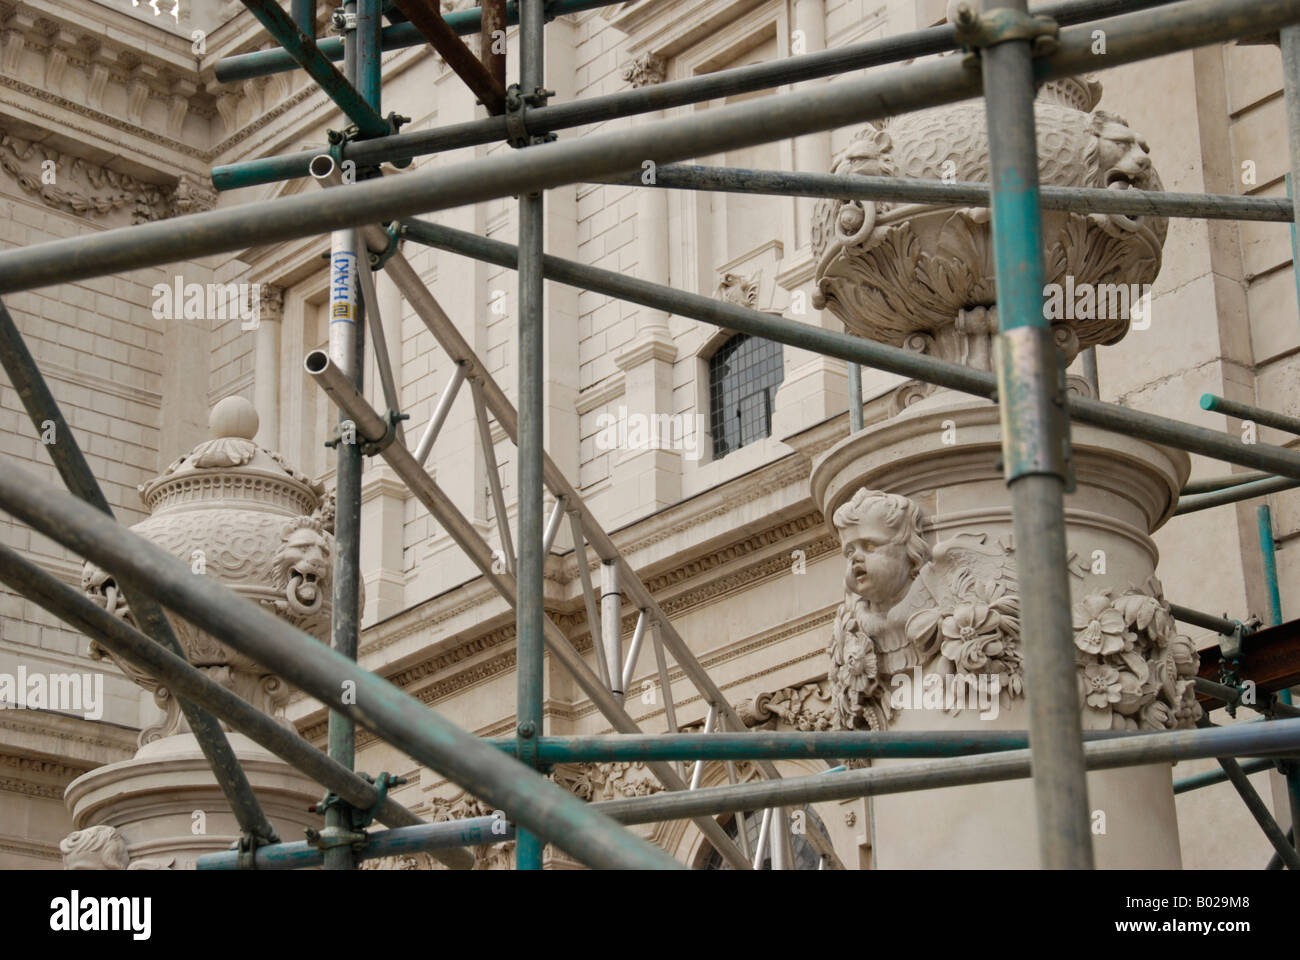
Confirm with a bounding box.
[0,126,216,223]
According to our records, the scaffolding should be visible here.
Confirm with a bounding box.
[1,0,1300,870]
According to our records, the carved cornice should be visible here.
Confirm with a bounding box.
[614,335,677,370]
[0,708,139,762]
[0,749,94,783]
[0,836,60,860]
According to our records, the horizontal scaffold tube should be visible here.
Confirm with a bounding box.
[594,165,1294,223]
[0,461,683,871]
[590,719,1300,825]
[1202,393,1300,437]
[0,542,474,870]
[197,816,514,870]
[1182,470,1275,495]
[3,0,1281,288]
[1175,476,1300,515]
[487,730,1140,762]
[399,217,1300,484]
[1169,604,1243,636]
[1173,757,1275,794]
[211,0,1180,188]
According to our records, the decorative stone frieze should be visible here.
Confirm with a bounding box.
[736,680,835,731]
[553,761,666,801]
[0,125,215,223]
[425,792,515,870]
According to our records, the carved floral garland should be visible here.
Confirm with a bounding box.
[827,490,1201,733]
[1070,577,1201,731]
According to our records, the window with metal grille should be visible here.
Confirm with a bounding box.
[708,333,784,460]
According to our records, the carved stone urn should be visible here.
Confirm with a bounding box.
[808,78,1197,868]
[813,76,1166,390]
[64,397,331,868]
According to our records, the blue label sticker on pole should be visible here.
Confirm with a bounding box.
[330,249,357,325]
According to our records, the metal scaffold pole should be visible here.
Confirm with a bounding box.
[321,0,380,871]
[3,0,1292,293]
[399,218,1300,482]
[968,0,1093,868]
[515,0,547,873]
[211,0,1181,188]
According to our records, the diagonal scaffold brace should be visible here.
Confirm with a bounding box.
[0,300,281,858]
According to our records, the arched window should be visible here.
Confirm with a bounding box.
[697,807,832,870]
[708,334,784,460]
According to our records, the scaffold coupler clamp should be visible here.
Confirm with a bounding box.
[360,410,409,457]
[233,824,280,871]
[505,83,558,151]
[515,719,540,770]
[1216,617,1251,708]
[330,6,357,34]
[368,222,403,270]
[948,2,1059,65]
[307,773,406,856]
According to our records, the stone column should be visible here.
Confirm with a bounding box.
[791,0,830,251]
[806,80,1195,868]
[253,284,283,450]
[360,465,408,625]
[611,53,682,525]
[770,0,849,441]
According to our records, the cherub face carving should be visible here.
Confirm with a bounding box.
[832,489,930,609]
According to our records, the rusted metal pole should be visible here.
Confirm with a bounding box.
[481,0,507,92]
[392,0,507,113]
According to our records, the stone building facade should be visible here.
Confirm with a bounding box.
[0,0,1295,868]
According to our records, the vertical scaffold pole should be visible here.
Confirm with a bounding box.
[1278,29,1300,851]
[1281,26,1300,321]
[322,0,378,871]
[515,0,547,872]
[973,0,1094,868]
[292,0,316,35]
[1258,503,1300,844]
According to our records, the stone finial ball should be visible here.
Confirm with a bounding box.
[209,395,259,439]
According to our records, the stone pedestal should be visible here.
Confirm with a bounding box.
[810,395,1196,868]
[64,733,322,869]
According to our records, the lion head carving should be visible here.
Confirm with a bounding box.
[271,516,332,616]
